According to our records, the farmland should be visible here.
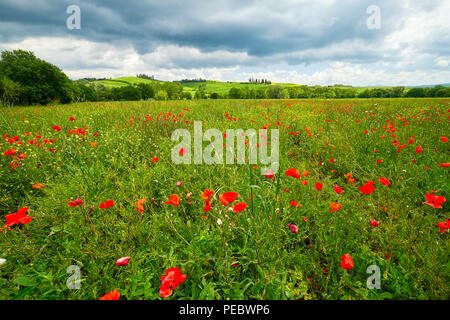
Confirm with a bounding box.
[0,98,448,300]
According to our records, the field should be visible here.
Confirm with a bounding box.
[0,98,449,300]
[92,76,402,96]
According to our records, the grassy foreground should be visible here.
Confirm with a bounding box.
[0,98,448,300]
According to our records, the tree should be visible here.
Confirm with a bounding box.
[0,50,73,105]
[137,83,155,100]
[288,87,298,98]
[228,87,243,99]
[266,85,285,99]
[155,90,168,100]
[210,92,219,99]
[405,88,425,97]
[182,92,192,100]
[0,76,23,106]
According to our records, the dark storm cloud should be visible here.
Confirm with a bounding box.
[0,0,448,70]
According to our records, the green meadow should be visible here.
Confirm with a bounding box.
[0,98,448,300]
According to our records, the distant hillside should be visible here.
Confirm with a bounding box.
[407,83,450,88]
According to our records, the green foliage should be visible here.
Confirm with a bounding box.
[0,50,72,105]
[0,98,448,300]
[267,85,286,99]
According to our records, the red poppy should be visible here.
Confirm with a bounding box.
[99,200,114,209]
[329,202,342,212]
[115,257,130,266]
[287,224,299,234]
[99,290,120,300]
[415,146,422,153]
[201,189,214,200]
[370,219,380,227]
[423,194,446,209]
[69,117,76,121]
[136,199,146,212]
[204,199,212,212]
[440,137,448,142]
[32,183,45,189]
[265,169,274,179]
[68,198,83,207]
[219,192,238,205]
[285,168,300,179]
[4,207,32,229]
[3,149,17,156]
[315,183,323,191]
[152,157,159,162]
[232,202,248,213]
[333,184,342,194]
[358,181,375,194]
[52,125,61,131]
[378,177,390,187]
[438,163,450,167]
[159,267,187,298]
[340,253,353,270]
[436,219,450,233]
[165,194,180,207]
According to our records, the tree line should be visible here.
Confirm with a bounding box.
[1,49,449,106]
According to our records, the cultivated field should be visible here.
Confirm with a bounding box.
[0,98,448,300]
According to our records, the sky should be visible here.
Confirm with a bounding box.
[0,0,449,86]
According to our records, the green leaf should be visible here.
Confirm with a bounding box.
[13,277,37,287]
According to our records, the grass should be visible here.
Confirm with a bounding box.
[0,98,448,300]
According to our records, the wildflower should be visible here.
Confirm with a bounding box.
[201,189,214,200]
[165,194,180,207]
[3,149,17,156]
[329,202,342,212]
[68,198,83,207]
[159,267,187,298]
[204,199,212,212]
[378,177,390,187]
[99,200,114,209]
[99,290,120,300]
[285,168,300,179]
[4,207,32,229]
[358,181,375,194]
[265,169,274,179]
[116,257,130,267]
[370,219,380,227]
[436,219,450,233]
[333,184,342,194]
[219,192,238,205]
[315,183,323,191]
[423,194,446,209]
[136,199,146,212]
[340,254,353,270]
[287,224,299,234]
[232,202,248,213]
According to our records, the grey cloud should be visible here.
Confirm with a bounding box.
[0,0,448,72]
